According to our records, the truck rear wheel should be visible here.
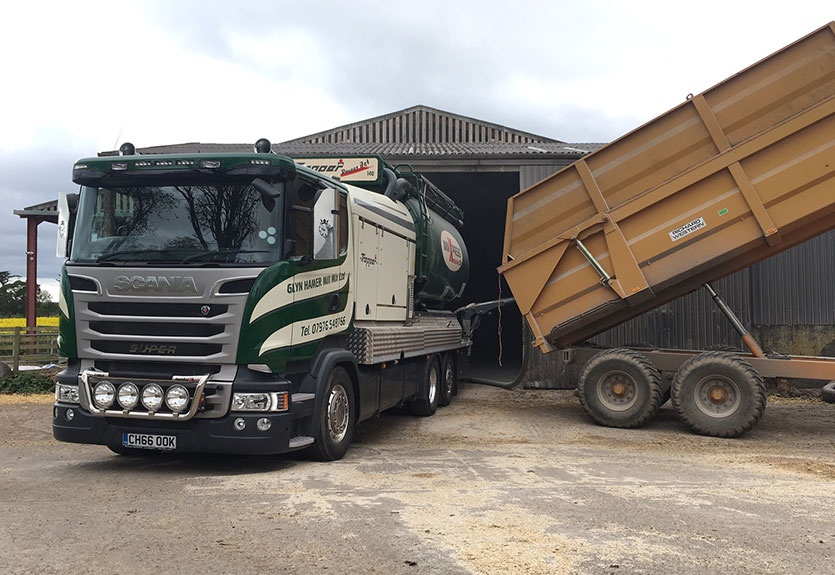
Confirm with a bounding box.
[438,352,457,407]
[578,348,663,428]
[671,352,766,438]
[309,366,355,461]
[409,355,440,416]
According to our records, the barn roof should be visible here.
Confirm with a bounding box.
[117,105,603,164]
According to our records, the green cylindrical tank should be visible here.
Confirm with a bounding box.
[403,197,469,307]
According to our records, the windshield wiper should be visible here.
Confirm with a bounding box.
[97,249,171,262]
[180,250,270,263]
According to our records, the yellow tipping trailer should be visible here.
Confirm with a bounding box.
[499,23,835,437]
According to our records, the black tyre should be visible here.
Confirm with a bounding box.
[821,381,835,404]
[578,348,664,428]
[309,366,355,461]
[409,355,440,416]
[438,352,457,407]
[671,351,766,438]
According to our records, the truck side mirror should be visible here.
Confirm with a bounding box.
[313,187,338,260]
[252,178,281,212]
[56,192,78,258]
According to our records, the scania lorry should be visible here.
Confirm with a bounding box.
[499,22,835,437]
[52,143,474,460]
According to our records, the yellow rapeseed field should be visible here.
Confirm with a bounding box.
[0,317,59,327]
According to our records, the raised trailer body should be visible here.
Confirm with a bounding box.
[501,23,835,350]
[499,23,835,436]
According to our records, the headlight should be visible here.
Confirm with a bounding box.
[117,383,139,409]
[55,384,80,404]
[231,392,288,412]
[232,392,270,411]
[165,385,190,413]
[93,381,116,409]
[141,384,164,411]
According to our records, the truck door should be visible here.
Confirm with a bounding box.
[288,186,350,348]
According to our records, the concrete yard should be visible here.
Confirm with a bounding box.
[1,384,834,574]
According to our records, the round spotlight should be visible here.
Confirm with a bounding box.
[256,417,272,432]
[254,138,272,154]
[93,381,116,409]
[117,383,139,410]
[141,384,164,411]
[165,385,190,413]
[233,418,246,431]
[65,408,75,422]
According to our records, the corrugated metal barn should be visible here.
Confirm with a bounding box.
[112,105,835,388]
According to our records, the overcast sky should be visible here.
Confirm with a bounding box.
[0,1,831,300]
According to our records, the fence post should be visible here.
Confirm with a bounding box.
[12,327,21,372]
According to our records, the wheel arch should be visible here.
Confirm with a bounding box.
[302,348,359,436]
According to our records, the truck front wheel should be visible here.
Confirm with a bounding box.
[578,348,663,428]
[309,366,355,461]
[671,351,766,438]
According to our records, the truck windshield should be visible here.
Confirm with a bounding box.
[69,181,284,265]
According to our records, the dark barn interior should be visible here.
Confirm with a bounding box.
[424,171,523,380]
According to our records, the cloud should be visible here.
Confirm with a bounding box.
[0,148,73,282]
[136,0,834,144]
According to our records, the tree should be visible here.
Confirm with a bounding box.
[0,272,27,317]
[37,289,59,316]
[0,271,57,317]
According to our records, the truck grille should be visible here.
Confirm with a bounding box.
[90,341,223,356]
[88,302,228,317]
[70,269,251,365]
[89,321,225,337]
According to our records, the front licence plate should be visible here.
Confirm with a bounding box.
[122,432,177,451]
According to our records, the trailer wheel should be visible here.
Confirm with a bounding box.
[820,381,835,404]
[309,366,355,461]
[578,349,663,428]
[438,353,457,407]
[410,355,440,417]
[671,352,766,438]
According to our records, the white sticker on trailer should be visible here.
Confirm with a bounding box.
[669,217,706,242]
